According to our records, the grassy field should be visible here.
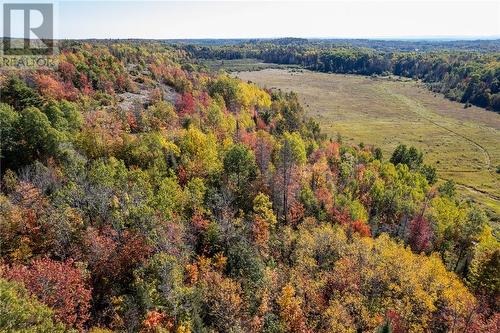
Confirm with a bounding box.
[234,68,500,219]
[199,58,300,72]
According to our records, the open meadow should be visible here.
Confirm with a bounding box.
[199,58,300,72]
[235,68,500,219]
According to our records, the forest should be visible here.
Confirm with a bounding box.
[0,41,498,333]
[180,39,500,112]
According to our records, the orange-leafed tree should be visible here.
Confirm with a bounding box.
[277,284,310,333]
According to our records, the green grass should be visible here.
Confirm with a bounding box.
[233,66,500,220]
[199,58,300,72]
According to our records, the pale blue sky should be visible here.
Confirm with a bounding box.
[3,0,500,39]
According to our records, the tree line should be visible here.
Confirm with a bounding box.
[181,40,500,112]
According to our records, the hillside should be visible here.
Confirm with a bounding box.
[0,42,498,332]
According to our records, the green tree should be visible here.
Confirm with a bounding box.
[0,103,20,165]
[134,253,192,322]
[5,106,65,169]
[154,177,185,220]
[59,100,83,132]
[184,177,207,214]
[390,144,423,170]
[223,143,257,191]
[373,147,383,161]
[207,75,240,110]
[438,179,456,197]
[147,100,178,130]
[420,164,437,185]
[43,101,68,131]
[0,278,67,333]
[0,76,42,111]
[251,193,277,256]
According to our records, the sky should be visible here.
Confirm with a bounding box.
[2,0,500,39]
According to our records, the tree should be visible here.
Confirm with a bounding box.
[0,76,42,111]
[201,271,244,332]
[184,177,207,214]
[1,105,65,170]
[428,197,487,274]
[123,132,179,170]
[0,278,67,333]
[1,41,497,332]
[147,100,178,130]
[17,107,64,166]
[207,75,240,111]
[81,228,151,330]
[438,179,456,197]
[34,73,77,101]
[43,101,69,131]
[276,132,307,223]
[277,284,309,333]
[272,92,305,133]
[390,144,423,170]
[223,143,257,194]
[133,253,191,325]
[373,147,383,161]
[76,109,125,159]
[420,164,437,185]
[325,232,476,332]
[59,100,83,132]
[226,240,265,296]
[251,193,277,256]
[177,92,196,116]
[0,103,20,165]
[237,81,271,109]
[178,126,221,177]
[3,258,92,330]
[408,214,432,253]
[453,206,488,275]
[322,300,355,333]
[468,225,500,298]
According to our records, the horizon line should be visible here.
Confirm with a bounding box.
[2,36,500,42]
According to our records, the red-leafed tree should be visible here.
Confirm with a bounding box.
[34,73,78,101]
[331,206,352,226]
[315,187,334,211]
[331,207,371,237]
[324,141,340,161]
[58,60,77,82]
[115,73,131,93]
[408,214,432,253]
[351,220,371,237]
[288,201,305,227]
[387,309,405,333]
[77,73,93,95]
[3,258,92,331]
[82,228,151,284]
[177,92,196,116]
